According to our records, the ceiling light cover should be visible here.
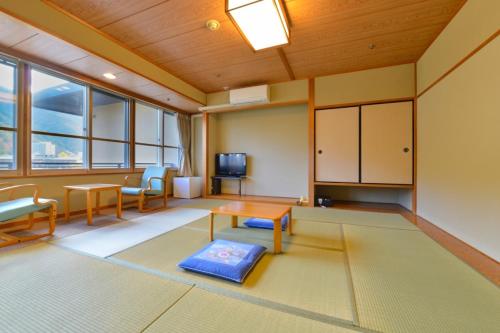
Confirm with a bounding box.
[102,73,116,80]
[226,0,289,51]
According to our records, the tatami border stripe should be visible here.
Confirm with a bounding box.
[340,224,361,326]
[140,285,195,333]
[107,257,381,333]
[290,217,421,232]
[182,225,345,252]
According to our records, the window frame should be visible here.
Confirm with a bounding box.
[0,55,21,176]
[0,53,182,178]
[90,87,131,171]
[162,111,180,168]
[28,66,89,175]
[133,99,181,171]
[134,100,164,170]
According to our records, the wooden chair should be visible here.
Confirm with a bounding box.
[0,184,57,248]
[121,166,169,212]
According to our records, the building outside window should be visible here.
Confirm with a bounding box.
[31,68,87,169]
[0,57,181,175]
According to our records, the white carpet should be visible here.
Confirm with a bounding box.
[51,208,210,258]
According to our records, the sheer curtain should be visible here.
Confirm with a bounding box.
[176,113,192,176]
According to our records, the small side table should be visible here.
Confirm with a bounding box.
[64,184,122,225]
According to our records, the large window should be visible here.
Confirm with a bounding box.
[135,102,162,168]
[135,102,180,168]
[0,54,182,176]
[31,68,87,169]
[0,57,17,171]
[163,112,180,166]
[91,89,129,169]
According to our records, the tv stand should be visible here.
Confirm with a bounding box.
[211,176,246,196]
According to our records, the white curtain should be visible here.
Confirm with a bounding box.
[176,113,192,176]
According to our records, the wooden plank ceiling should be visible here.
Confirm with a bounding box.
[27,0,465,93]
[0,12,203,112]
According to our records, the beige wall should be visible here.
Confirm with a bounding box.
[315,64,415,106]
[206,79,308,106]
[416,2,500,260]
[417,0,500,94]
[199,66,416,202]
[213,104,308,198]
[4,170,176,215]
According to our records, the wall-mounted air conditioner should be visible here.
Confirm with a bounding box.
[229,84,270,105]
[198,84,270,112]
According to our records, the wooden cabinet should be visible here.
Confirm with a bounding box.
[315,101,413,185]
[315,107,359,182]
[361,101,413,184]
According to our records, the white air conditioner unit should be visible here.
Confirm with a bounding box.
[229,84,270,105]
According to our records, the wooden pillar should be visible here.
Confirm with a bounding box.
[307,78,315,207]
[202,112,209,197]
[412,62,418,214]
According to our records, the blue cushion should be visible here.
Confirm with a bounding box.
[121,187,143,196]
[178,239,266,283]
[121,187,163,196]
[244,215,289,231]
[140,166,167,194]
[0,197,52,222]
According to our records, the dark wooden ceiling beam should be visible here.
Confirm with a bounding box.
[277,47,295,80]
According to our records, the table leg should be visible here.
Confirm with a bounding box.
[287,210,293,236]
[231,215,238,228]
[116,188,122,219]
[86,191,93,226]
[209,213,214,241]
[95,191,100,215]
[273,218,282,254]
[64,189,71,222]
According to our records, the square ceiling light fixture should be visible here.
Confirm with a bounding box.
[226,0,290,51]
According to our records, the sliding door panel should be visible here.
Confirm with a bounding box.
[315,107,359,182]
[361,101,413,184]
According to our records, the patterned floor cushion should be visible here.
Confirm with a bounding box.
[178,239,266,283]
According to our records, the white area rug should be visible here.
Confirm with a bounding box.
[51,208,210,258]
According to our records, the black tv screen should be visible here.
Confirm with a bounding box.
[216,153,246,176]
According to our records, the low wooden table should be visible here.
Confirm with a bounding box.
[64,184,122,226]
[209,201,292,254]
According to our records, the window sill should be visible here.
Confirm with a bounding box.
[1,169,140,179]
[1,167,179,179]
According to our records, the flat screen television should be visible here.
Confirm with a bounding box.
[215,153,247,177]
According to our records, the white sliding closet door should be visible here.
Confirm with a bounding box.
[315,107,359,182]
[361,101,413,184]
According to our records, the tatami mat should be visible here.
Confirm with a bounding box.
[343,225,500,333]
[293,206,418,230]
[113,227,353,321]
[184,216,344,250]
[51,208,209,257]
[175,198,230,210]
[145,287,356,333]
[0,243,191,333]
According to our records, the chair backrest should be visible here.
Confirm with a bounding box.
[141,166,168,193]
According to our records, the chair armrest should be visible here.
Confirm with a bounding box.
[0,182,13,188]
[0,184,42,204]
[146,176,165,191]
[124,174,142,186]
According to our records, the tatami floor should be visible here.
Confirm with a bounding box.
[1,199,499,333]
